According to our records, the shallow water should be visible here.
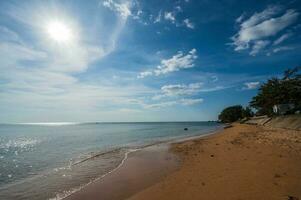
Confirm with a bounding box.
[0,122,221,200]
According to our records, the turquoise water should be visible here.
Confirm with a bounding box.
[0,122,221,200]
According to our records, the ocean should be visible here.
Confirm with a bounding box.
[0,122,222,200]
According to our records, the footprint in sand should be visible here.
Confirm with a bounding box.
[287,196,299,200]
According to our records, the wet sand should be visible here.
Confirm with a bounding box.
[65,144,180,200]
[128,123,301,200]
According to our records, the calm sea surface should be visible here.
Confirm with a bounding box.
[0,122,222,200]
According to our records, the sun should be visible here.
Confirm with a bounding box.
[47,21,72,42]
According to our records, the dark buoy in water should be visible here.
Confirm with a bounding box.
[184,128,188,131]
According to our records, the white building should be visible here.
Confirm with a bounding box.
[273,104,295,115]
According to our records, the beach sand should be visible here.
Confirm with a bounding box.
[65,145,180,200]
[128,123,301,200]
[67,123,301,200]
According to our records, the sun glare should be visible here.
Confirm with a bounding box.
[47,21,72,42]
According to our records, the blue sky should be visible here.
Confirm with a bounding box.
[0,0,300,123]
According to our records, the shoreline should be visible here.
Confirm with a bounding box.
[65,123,301,200]
[61,125,232,200]
[57,126,222,200]
[64,143,180,200]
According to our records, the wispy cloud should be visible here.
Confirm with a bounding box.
[161,83,203,96]
[103,0,132,19]
[250,40,270,56]
[138,48,197,78]
[137,71,153,78]
[164,12,176,24]
[180,98,203,105]
[243,81,260,90]
[236,13,246,23]
[273,32,293,45]
[144,100,177,109]
[144,98,203,109]
[152,82,226,101]
[183,18,195,29]
[272,46,295,53]
[154,11,162,23]
[231,5,299,55]
[152,7,194,30]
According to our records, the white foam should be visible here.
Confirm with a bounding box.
[48,148,140,200]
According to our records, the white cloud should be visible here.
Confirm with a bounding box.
[144,101,177,109]
[147,82,205,108]
[154,48,197,75]
[183,19,195,29]
[236,13,246,23]
[138,48,197,78]
[175,6,182,12]
[180,98,203,105]
[137,71,153,79]
[231,6,299,55]
[273,32,293,45]
[154,11,162,23]
[273,46,295,53]
[243,81,260,90]
[240,6,281,29]
[164,12,176,23]
[152,82,226,101]
[250,40,270,56]
[132,9,143,20]
[161,82,203,96]
[152,8,194,30]
[103,0,132,19]
[102,1,146,24]
[144,98,203,109]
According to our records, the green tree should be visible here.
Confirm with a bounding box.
[242,106,254,118]
[218,105,244,123]
[250,67,301,115]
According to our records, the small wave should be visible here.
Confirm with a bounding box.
[70,148,124,166]
[48,148,139,200]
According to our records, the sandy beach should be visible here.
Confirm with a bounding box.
[128,123,301,200]
[64,144,180,200]
[66,123,301,200]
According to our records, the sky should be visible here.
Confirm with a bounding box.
[0,0,300,123]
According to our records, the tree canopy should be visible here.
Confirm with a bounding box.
[218,105,253,123]
[250,66,301,116]
[218,67,300,122]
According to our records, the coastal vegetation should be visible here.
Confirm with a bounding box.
[250,66,301,116]
[218,105,253,123]
[219,67,301,123]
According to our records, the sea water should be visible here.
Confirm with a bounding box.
[0,122,222,200]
